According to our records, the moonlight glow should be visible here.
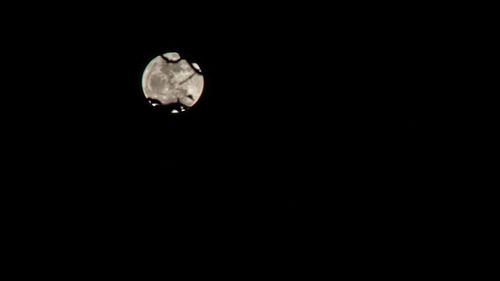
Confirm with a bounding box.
[142,52,204,112]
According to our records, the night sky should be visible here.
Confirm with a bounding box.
[3,2,456,258]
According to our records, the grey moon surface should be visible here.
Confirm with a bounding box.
[142,52,204,108]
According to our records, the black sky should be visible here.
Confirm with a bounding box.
[2,2,451,245]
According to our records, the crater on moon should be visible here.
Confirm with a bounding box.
[142,52,204,113]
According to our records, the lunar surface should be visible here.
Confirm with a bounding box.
[142,52,204,112]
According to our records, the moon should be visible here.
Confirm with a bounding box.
[142,52,204,112]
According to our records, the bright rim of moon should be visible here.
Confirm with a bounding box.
[142,52,204,113]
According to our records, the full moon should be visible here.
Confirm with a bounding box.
[142,52,204,112]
